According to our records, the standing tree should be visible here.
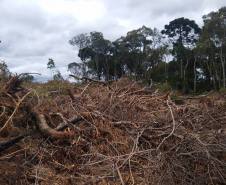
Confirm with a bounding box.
[202,6,226,88]
[161,17,201,92]
[120,25,153,81]
[89,31,105,80]
[53,69,64,81]
[68,62,82,77]
[0,62,11,82]
[47,58,56,79]
[22,74,34,82]
[69,33,91,77]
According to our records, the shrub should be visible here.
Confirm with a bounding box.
[219,88,226,93]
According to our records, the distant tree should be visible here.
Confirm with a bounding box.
[89,31,105,80]
[47,58,56,79]
[53,69,64,81]
[0,62,11,81]
[69,33,91,77]
[68,62,82,77]
[22,74,34,82]
[161,17,201,78]
[111,41,126,78]
[119,25,153,81]
[162,17,201,93]
[202,6,226,88]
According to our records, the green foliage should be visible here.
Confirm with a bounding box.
[67,6,226,94]
[161,17,201,45]
[47,58,56,79]
[157,81,171,94]
[219,88,226,93]
[0,62,11,82]
[22,74,34,82]
[68,62,82,77]
[23,80,73,97]
[47,58,55,70]
[53,69,64,81]
[170,90,182,100]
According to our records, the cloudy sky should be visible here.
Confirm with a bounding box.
[0,0,225,81]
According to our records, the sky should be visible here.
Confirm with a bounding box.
[0,0,225,81]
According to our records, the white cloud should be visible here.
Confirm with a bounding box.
[40,0,105,22]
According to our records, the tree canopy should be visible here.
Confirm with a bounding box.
[68,6,226,93]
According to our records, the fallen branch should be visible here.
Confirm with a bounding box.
[70,75,114,91]
[0,90,32,133]
[0,134,28,153]
[36,114,72,140]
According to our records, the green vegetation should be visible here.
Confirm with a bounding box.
[67,6,226,94]
[219,88,226,93]
[156,81,171,94]
[23,80,75,97]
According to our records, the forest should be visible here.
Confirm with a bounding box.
[66,6,226,93]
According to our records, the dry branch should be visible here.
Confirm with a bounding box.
[1,75,226,184]
[36,114,72,140]
[70,75,114,91]
[0,134,28,152]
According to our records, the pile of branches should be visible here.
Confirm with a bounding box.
[0,72,226,184]
[32,76,226,184]
[0,63,32,137]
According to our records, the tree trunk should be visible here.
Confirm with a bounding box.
[220,47,225,89]
[181,59,183,78]
[134,69,137,82]
[183,58,189,93]
[194,57,197,92]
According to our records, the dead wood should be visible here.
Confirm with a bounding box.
[0,134,28,153]
[36,114,73,140]
[1,74,226,185]
[70,75,115,91]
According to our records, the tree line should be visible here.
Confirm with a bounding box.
[68,6,226,93]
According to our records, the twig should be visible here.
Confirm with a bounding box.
[118,80,142,97]
[81,81,92,94]
[0,147,29,159]
[0,91,32,133]
[115,161,125,185]
[156,99,176,151]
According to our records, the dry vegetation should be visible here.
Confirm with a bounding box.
[1,65,226,184]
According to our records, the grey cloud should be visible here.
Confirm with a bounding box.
[0,0,225,81]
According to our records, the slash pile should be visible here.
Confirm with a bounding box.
[1,74,226,184]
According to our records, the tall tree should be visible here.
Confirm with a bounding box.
[202,6,226,88]
[69,33,91,77]
[162,17,201,93]
[68,62,82,77]
[0,62,11,82]
[161,17,201,78]
[120,25,153,81]
[47,58,56,79]
[145,28,168,83]
[89,31,113,80]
